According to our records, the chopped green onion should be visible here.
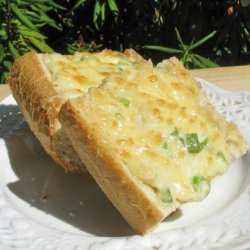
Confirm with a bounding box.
[119,97,131,108]
[192,176,210,198]
[169,129,208,154]
[179,137,185,145]
[116,64,125,71]
[117,51,124,57]
[163,142,168,150]
[115,112,123,118]
[160,188,173,203]
[170,127,179,137]
[216,151,227,163]
[186,133,208,153]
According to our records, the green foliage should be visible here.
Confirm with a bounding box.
[0,0,64,82]
[92,0,118,29]
[1,0,250,83]
[144,29,219,68]
[64,0,249,66]
[67,40,101,54]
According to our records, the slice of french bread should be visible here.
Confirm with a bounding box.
[58,59,247,233]
[7,49,143,172]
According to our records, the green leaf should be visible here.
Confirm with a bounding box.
[46,22,62,31]
[0,73,5,84]
[175,27,185,47]
[30,5,60,29]
[19,0,51,3]
[24,10,40,19]
[47,1,67,10]
[93,1,106,29]
[108,0,119,14]
[93,0,101,23]
[191,55,207,69]
[8,42,20,59]
[10,3,38,31]
[0,29,7,38]
[36,4,52,12]
[3,60,12,69]
[33,3,53,12]
[0,44,4,62]
[36,11,62,30]
[101,2,106,22]
[19,29,47,39]
[190,31,216,50]
[193,54,219,68]
[143,45,182,54]
[29,37,53,53]
[0,72,10,83]
[72,0,87,10]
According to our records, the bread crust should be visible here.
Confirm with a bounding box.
[59,99,167,234]
[7,52,85,172]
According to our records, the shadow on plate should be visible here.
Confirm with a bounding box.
[0,104,134,237]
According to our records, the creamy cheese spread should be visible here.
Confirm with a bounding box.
[40,50,246,208]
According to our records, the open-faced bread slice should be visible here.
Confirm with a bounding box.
[59,58,247,233]
[7,49,144,172]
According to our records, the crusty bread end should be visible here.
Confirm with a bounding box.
[7,52,86,172]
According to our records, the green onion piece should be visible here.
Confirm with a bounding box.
[186,133,208,153]
[116,64,125,71]
[117,51,124,57]
[115,112,122,118]
[216,151,227,163]
[179,137,185,145]
[119,97,131,108]
[163,142,168,150]
[192,176,210,198]
[170,127,179,137]
[160,188,173,203]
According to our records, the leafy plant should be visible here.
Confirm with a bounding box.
[66,36,101,54]
[69,0,119,30]
[92,0,119,30]
[47,0,119,55]
[1,0,250,83]
[0,0,65,83]
[144,28,219,69]
[214,1,250,63]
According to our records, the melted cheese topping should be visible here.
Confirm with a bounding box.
[42,50,246,207]
[75,70,246,207]
[40,49,141,99]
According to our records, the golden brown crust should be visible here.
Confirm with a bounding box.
[59,100,167,234]
[7,52,85,172]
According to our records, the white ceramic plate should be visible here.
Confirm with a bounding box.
[0,79,250,250]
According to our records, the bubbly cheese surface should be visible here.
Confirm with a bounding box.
[42,49,246,207]
[40,49,142,99]
[72,65,246,207]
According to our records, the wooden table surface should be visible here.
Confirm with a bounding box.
[0,65,249,101]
